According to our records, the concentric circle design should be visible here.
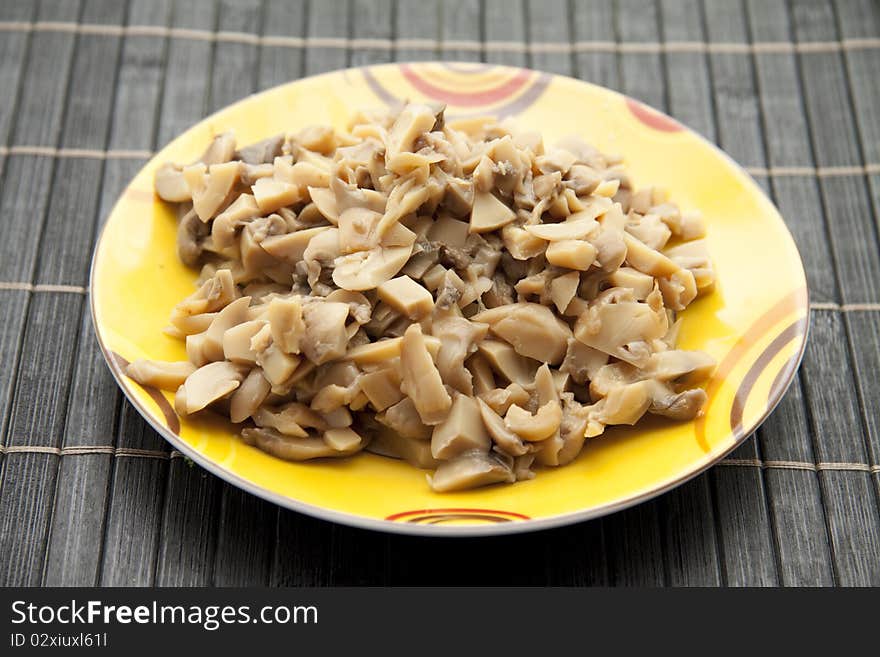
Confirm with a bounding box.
[90,63,809,536]
[386,508,530,524]
[361,63,551,118]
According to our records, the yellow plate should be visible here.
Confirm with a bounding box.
[90,63,809,535]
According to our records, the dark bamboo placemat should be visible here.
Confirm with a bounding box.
[1,0,878,586]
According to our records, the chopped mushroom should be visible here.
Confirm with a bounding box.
[149,103,716,491]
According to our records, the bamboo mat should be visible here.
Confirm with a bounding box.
[0,0,878,586]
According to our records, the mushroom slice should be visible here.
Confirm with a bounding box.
[235,134,284,164]
[303,227,342,284]
[477,398,528,456]
[472,302,572,365]
[182,361,247,414]
[198,131,236,165]
[183,161,240,222]
[256,344,301,387]
[469,191,516,233]
[504,401,563,442]
[240,427,363,461]
[155,163,190,202]
[368,427,440,469]
[173,269,237,318]
[428,451,515,492]
[480,383,531,416]
[432,313,490,395]
[378,397,432,440]
[385,103,437,163]
[377,275,434,319]
[545,239,597,271]
[431,394,491,459]
[338,206,383,253]
[177,207,210,266]
[643,349,715,385]
[588,203,627,272]
[549,271,581,313]
[223,319,267,364]
[204,296,252,362]
[525,215,599,241]
[359,367,404,411]
[229,368,271,423]
[477,339,539,387]
[501,225,546,260]
[560,337,608,385]
[211,193,261,250]
[573,291,668,366]
[252,177,302,214]
[606,266,655,299]
[428,214,470,247]
[126,359,196,391]
[347,334,441,364]
[301,300,350,364]
[399,324,452,425]
[467,353,496,395]
[267,296,305,354]
[253,402,326,437]
[622,232,680,278]
[261,226,330,263]
[663,238,715,294]
[648,383,708,420]
[331,243,413,292]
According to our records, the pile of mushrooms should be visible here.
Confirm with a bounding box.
[129,102,716,492]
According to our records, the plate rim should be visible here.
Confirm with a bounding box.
[88,61,810,537]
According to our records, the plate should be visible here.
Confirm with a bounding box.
[90,63,809,535]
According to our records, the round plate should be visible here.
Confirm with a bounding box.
[90,63,809,536]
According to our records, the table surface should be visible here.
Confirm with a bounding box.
[1,0,879,587]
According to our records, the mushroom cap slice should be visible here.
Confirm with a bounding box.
[229,368,271,423]
[504,401,563,442]
[332,243,413,291]
[473,302,572,365]
[399,324,452,425]
[126,359,196,391]
[182,361,247,414]
[470,191,517,233]
[155,163,191,202]
[428,451,515,492]
[431,394,491,459]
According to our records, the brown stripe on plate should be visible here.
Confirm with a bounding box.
[111,352,180,435]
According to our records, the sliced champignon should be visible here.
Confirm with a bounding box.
[359,367,404,411]
[469,191,517,233]
[588,203,627,272]
[399,323,452,425]
[235,133,284,164]
[177,207,210,266]
[252,177,302,214]
[301,300,350,364]
[545,239,597,271]
[501,225,547,260]
[477,339,539,387]
[347,334,441,365]
[223,319,267,364]
[549,271,581,313]
[504,401,562,442]
[472,302,572,365]
[155,163,191,202]
[198,131,236,165]
[183,161,240,222]
[332,243,413,292]
[378,397,432,440]
[385,103,438,167]
[431,394,491,459]
[255,343,301,387]
[254,402,326,436]
[261,226,331,263]
[377,275,434,319]
[606,266,655,299]
[181,361,247,415]
[241,427,363,460]
[267,296,305,354]
[172,269,237,318]
[663,238,715,295]
[203,296,252,361]
[431,312,490,395]
[648,384,707,420]
[644,349,715,385]
[211,193,261,250]
[126,359,196,391]
[428,450,515,492]
[480,383,531,416]
[477,398,528,456]
[573,289,668,366]
[560,337,608,385]
[229,368,271,423]
[368,427,440,469]
[524,215,599,242]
